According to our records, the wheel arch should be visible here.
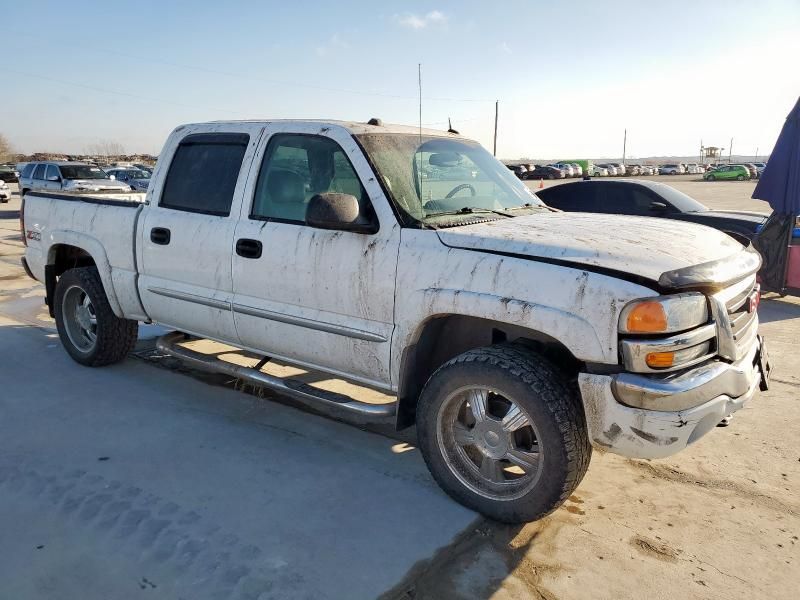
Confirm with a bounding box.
[46,233,123,318]
[395,314,585,430]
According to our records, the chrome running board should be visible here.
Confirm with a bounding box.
[156,332,396,418]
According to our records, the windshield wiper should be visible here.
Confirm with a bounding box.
[426,206,516,219]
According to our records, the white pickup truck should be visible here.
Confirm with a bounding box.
[20,119,770,523]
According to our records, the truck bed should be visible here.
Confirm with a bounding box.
[22,188,149,321]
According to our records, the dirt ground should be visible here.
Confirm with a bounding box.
[1,176,798,599]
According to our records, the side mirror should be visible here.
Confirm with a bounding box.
[306,193,376,234]
[47,175,60,182]
[650,201,668,212]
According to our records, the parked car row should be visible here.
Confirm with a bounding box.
[17,161,153,195]
[17,161,152,195]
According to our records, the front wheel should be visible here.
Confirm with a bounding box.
[707,174,715,181]
[416,344,591,523]
[54,266,138,366]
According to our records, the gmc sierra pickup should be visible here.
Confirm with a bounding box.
[20,119,770,523]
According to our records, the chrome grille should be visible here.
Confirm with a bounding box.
[712,276,759,361]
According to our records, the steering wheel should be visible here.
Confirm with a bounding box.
[445,183,477,199]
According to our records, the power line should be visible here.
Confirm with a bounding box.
[6,68,247,116]
[5,33,494,104]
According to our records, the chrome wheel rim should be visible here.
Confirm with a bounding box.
[436,386,543,501]
[62,285,98,353]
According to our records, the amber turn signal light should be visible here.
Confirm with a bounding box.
[645,351,675,368]
[625,301,668,333]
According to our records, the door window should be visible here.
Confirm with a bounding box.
[159,133,249,216]
[604,184,658,215]
[251,134,371,223]
[45,165,61,181]
[33,164,46,180]
[539,183,597,211]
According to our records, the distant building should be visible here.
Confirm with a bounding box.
[702,146,723,161]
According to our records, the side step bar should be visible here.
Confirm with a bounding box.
[156,332,396,418]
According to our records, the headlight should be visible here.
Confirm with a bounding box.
[619,293,708,334]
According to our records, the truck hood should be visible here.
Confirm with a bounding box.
[436,212,751,287]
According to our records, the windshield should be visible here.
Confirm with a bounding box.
[651,183,708,212]
[355,133,544,225]
[60,165,110,180]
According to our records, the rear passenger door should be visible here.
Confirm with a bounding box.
[230,123,401,388]
[137,126,263,341]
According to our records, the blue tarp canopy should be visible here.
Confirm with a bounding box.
[753,96,800,215]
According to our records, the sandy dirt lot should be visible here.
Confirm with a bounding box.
[1,177,798,599]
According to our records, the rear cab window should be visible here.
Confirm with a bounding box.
[33,164,47,180]
[159,133,250,216]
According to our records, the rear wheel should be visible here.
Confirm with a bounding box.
[54,267,138,366]
[417,344,591,523]
[737,175,745,181]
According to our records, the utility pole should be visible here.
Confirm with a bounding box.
[729,137,733,163]
[417,64,422,141]
[493,100,499,157]
[700,139,704,165]
[754,147,759,162]
[622,129,627,168]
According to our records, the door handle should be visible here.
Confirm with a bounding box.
[150,227,171,245]
[236,238,263,259]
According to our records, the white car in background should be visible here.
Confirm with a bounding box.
[597,163,618,176]
[590,165,609,177]
[570,163,583,177]
[752,162,767,176]
[551,163,574,177]
[0,179,10,203]
[685,163,702,174]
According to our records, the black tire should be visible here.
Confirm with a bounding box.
[707,174,715,181]
[416,344,591,523]
[54,266,138,366]
[736,175,744,181]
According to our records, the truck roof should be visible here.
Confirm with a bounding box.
[203,119,463,138]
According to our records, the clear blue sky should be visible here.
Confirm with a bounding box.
[2,0,799,159]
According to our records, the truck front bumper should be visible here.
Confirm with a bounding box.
[578,336,768,459]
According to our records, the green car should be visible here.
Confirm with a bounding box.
[704,164,751,181]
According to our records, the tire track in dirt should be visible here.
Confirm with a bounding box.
[628,460,799,517]
[0,455,308,600]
